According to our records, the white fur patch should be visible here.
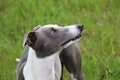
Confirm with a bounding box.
[67,25,80,36]
[23,47,61,80]
[70,74,77,80]
[16,58,20,62]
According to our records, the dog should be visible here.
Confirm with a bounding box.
[17,24,85,80]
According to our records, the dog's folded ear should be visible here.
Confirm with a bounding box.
[23,32,36,47]
[32,25,41,31]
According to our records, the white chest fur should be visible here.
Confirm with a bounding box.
[23,47,61,80]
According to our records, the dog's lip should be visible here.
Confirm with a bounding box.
[60,34,82,46]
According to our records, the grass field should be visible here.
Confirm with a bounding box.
[0,0,120,80]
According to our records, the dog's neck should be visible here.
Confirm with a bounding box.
[23,47,61,80]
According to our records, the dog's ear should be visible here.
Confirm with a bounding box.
[24,32,36,47]
[32,25,41,31]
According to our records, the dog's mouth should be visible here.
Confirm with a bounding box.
[60,34,82,46]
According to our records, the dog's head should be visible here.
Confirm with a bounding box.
[24,24,84,58]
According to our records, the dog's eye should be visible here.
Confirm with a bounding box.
[50,28,57,37]
[51,28,57,32]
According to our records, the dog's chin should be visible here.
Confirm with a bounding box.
[64,38,81,48]
[61,34,82,48]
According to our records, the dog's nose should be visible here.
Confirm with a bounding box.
[77,24,84,32]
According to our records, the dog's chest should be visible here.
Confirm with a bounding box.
[23,47,58,80]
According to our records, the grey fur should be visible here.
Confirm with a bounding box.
[17,46,29,80]
[60,43,85,80]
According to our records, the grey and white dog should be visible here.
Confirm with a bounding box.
[17,24,85,80]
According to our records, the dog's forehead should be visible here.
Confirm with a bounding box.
[35,24,60,32]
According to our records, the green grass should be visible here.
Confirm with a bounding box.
[0,0,120,80]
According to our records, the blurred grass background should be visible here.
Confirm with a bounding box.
[0,0,120,80]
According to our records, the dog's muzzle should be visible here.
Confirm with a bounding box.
[60,24,84,46]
